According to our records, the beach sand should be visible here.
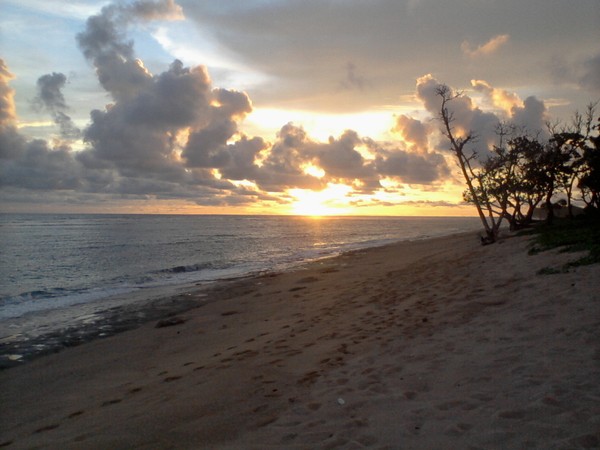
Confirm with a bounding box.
[1,231,599,449]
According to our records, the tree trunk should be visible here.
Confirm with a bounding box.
[545,194,554,225]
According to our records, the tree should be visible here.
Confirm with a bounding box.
[437,86,599,241]
[579,116,600,211]
[541,103,599,220]
[489,134,547,229]
[436,85,503,243]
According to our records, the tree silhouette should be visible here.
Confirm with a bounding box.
[579,116,600,211]
[436,85,503,243]
[437,87,599,242]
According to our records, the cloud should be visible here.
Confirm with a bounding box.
[248,123,326,192]
[174,0,600,115]
[0,0,569,213]
[0,59,17,127]
[416,74,500,152]
[392,114,431,154]
[579,52,600,93]
[340,62,368,91]
[461,34,510,58]
[75,2,254,195]
[1,140,84,190]
[414,73,551,157]
[33,72,80,139]
[471,79,521,114]
[128,0,183,21]
[471,79,548,133]
[549,51,600,95]
[371,141,450,185]
[0,59,26,160]
[510,96,547,134]
[76,0,183,101]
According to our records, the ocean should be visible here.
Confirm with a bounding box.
[0,214,480,362]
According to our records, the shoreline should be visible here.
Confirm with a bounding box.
[0,230,474,369]
[1,231,599,449]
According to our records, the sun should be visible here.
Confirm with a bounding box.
[288,184,353,216]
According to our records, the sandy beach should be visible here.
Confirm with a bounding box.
[1,231,599,449]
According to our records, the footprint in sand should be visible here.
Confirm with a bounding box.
[297,276,320,283]
[163,376,182,382]
[445,422,473,436]
[34,424,60,433]
[498,409,527,419]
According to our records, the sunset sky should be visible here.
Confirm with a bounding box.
[1,0,598,215]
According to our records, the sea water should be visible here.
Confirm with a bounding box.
[0,214,482,362]
[0,214,480,322]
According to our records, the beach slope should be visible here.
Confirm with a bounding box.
[1,232,599,449]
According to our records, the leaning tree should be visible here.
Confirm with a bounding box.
[436,85,503,243]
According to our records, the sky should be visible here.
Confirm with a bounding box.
[0,0,598,216]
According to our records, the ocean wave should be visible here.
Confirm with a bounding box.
[156,262,216,275]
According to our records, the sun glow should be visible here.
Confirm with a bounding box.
[245,108,396,141]
[288,184,353,216]
[301,163,325,178]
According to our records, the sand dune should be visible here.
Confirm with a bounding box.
[1,232,599,449]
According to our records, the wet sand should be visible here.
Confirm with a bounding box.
[1,231,599,449]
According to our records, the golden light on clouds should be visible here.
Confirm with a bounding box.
[301,163,325,179]
[471,79,522,113]
[461,34,510,58]
[2,0,596,216]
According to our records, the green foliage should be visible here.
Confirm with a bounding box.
[526,215,600,271]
